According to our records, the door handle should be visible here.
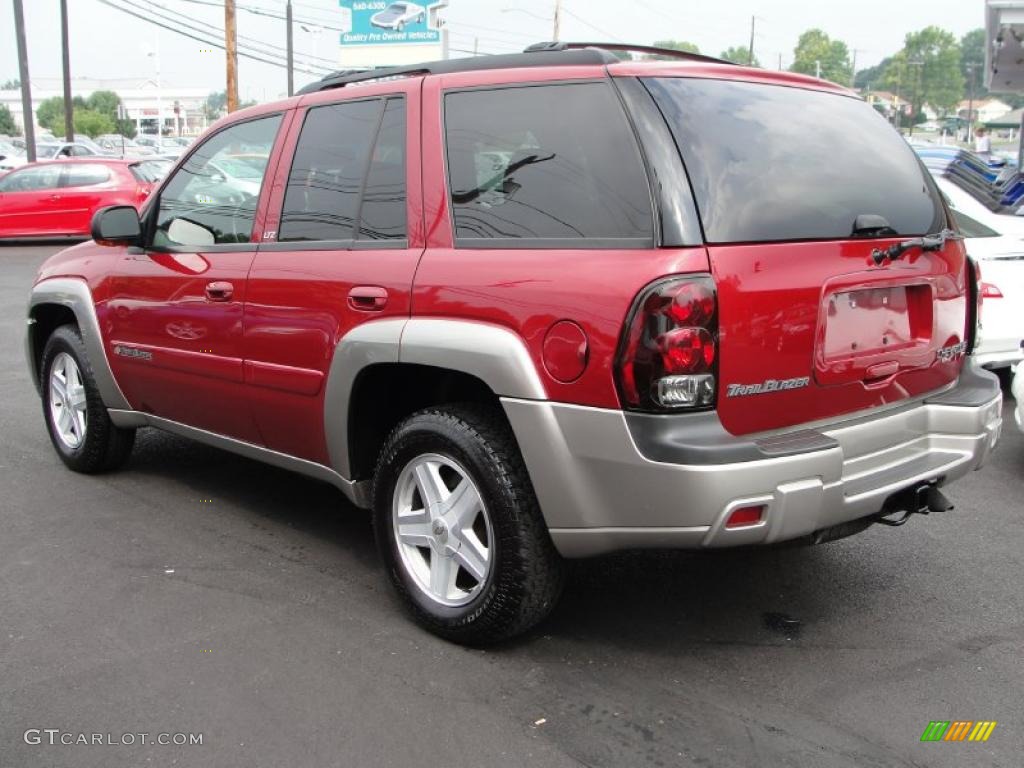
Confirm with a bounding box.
[347,286,388,311]
[49,194,62,201]
[205,281,234,302]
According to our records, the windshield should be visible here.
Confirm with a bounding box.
[644,77,945,243]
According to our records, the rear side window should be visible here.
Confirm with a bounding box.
[129,160,172,183]
[279,96,406,243]
[444,83,653,246]
[63,164,111,187]
[0,164,62,192]
[644,78,945,243]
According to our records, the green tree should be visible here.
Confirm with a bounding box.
[2,78,20,89]
[854,56,891,90]
[73,109,114,138]
[720,45,759,66]
[960,28,988,100]
[883,27,964,119]
[35,95,87,135]
[651,39,700,60]
[791,29,852,83]
[0,104,18,135]
[205,90,227,121]
[86,89,135,138]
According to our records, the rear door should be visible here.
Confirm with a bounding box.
[103,113,287,442]
[243,80,422,464]
[0,164,66,236]
[57,163,119,233]
[643,76,965,435]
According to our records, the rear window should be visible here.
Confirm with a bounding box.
[643,78,945,243]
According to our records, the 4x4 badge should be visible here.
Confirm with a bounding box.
[726,377,810,397]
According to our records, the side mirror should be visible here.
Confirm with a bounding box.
[91,205,141,245]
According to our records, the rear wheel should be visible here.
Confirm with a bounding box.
[40,325,135,473]
[373,404,564,644]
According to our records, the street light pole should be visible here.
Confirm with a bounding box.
[748,16,756,66]
[552,0,561,41]
[12,0,36,161]
[60,0,74,143]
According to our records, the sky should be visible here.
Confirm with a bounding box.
[0,0,986,101]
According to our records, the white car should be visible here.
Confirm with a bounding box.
[933,176,1024,370]
[370,2,425,30]
[0,140,28,173]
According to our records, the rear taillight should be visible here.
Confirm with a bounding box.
[616,275,718,411]
[981,281,1003,299]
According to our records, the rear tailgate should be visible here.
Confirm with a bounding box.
[643,75,967,435]
[710,238,966,434]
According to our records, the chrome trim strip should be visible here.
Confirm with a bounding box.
[27,278,131,409]
[108,409,372,508]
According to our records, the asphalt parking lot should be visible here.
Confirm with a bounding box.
[1,243,1022,768]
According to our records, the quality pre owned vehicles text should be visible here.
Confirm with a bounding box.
[25,44,1003,644]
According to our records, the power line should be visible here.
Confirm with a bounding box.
[121,0,337,68]
[94,0,331,75]
[561,6,623,43]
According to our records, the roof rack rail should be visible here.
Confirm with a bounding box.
[296,47,618,95]
[295,41,735,95]
[528,41,736,66]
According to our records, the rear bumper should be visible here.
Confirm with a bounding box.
[504,364,1003,558]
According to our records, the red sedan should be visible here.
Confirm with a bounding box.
[0,157,169,240]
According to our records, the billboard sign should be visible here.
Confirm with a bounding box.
[339,1,447,47]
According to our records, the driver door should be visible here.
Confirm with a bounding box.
[104,113,287,442]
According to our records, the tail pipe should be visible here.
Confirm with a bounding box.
[875,479,954,527]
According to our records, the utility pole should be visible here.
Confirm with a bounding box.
[966,63,977,145]
[552,0,561,41]
[815,59,821,79]
[59,0,73,142]
[225,0,239,113]
[12,0,36,161]
[747,16,756,66]
[285,0,294,97]
[777,52,782,70]
[850,48,859,88]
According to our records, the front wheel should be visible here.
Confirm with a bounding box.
[373,404,564,644]
[40,325,135,473]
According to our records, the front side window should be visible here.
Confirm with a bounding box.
[279,97,406,243]
[63,164,112,188]
[153,114,281,247]
[0,164,63,192]
[644,77,945,243]
[444,83,654,245]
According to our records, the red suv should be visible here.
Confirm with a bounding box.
[26,44,1003,643]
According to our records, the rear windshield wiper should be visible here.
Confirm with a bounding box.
[871,229,962,266]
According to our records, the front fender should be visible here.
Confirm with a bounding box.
[26,277,131,409]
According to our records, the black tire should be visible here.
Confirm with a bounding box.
[39,324,135,473]
[373,404,564,645]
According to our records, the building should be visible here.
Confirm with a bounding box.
[956,97,1013,123]
[0,77,209,137]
